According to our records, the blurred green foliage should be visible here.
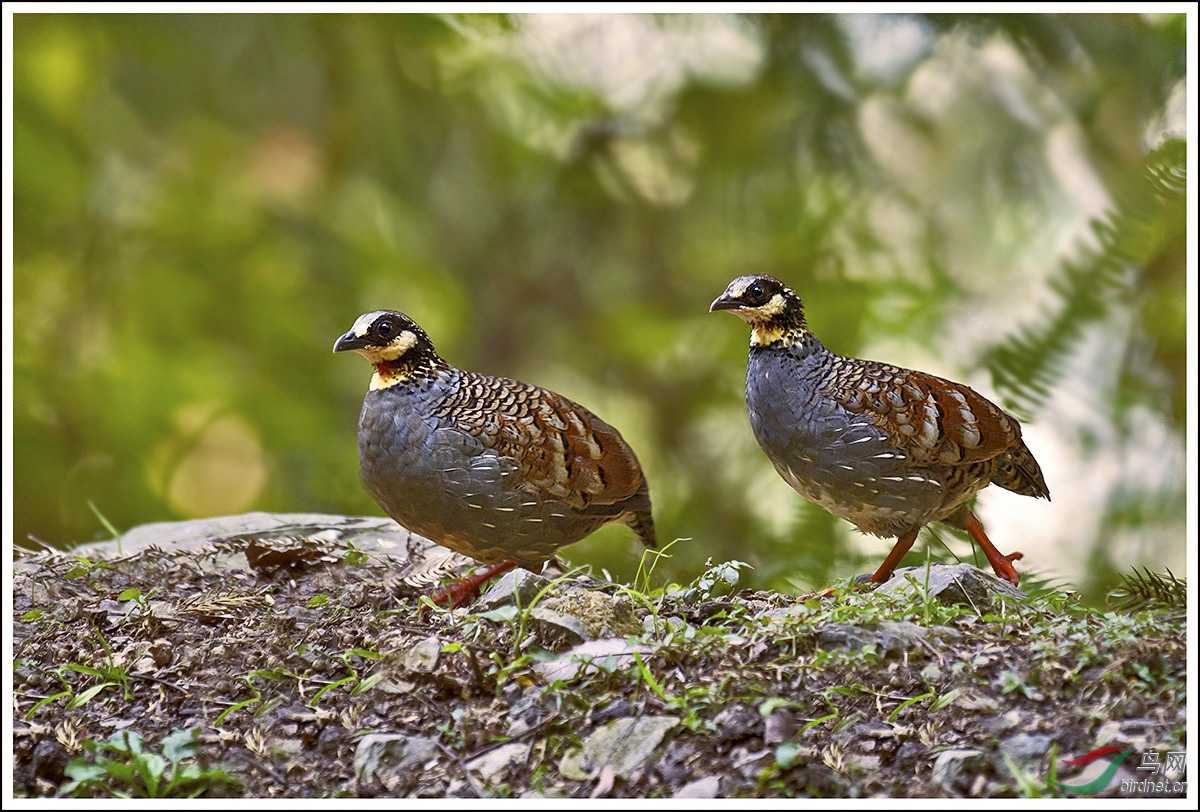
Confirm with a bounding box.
[11,13,1187,603]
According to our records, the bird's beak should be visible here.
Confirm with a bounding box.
[709,293,741,313]
[333,330,371,353]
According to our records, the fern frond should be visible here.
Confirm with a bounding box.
[1107,566,1187,619]
[983,139,1186,415]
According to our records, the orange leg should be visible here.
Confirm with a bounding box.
[868,529,920,584]
[429,561,518,610]
[963,510,1023,586]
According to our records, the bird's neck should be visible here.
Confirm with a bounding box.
[750,320,815,351]
[369,351,449,391]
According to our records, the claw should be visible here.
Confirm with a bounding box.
[963,510,1022,586]
[421,560,518,614]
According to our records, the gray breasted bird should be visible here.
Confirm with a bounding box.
[710,274,1049,586]
[334,310,656,606]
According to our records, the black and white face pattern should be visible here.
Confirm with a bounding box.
[334,310,427,360]
[710,274,807,347]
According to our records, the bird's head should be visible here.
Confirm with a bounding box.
[334,310,440,389]
[709,274,808,347]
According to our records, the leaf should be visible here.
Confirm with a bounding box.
[161,728,200,765]
[476,605,519,622]
[67,682,113,709]
[775,742,801,769]
[134,752,166,797]
[758,697,804,717]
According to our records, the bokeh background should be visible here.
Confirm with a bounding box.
[10,13,1188,605]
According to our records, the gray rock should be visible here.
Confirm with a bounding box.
[532,638,651,684]
[996,733,1052,775]
[465,742,530,784]
[354,733,441,792]
[477,570,552,610]
[930,748,985,793]
[674,775,720,798]
[401,635,441,672]
[877,563,1025,607]
[528,607,591,647]
[582,716,679,779]
[19,512,478,591]
[538,589,641,639]
[761,709,796,746]
[987,708,1026,736]
[558,747,593,781]
[817,620,930,655]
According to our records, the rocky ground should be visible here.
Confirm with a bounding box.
[10,513,1189,799]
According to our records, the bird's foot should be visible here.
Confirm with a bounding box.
[963,510,1023,586]
[423,561,518,613]
[986,550,1024,587]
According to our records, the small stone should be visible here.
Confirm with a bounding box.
[713,705,762,744]
[559,747,593,781]
[531,638,649,684]
[817,620,928,656]
[465,742,529,784]
[581,717,679,779]
[762,709,796,746]
[674,775,720,798]
[996,733,1052,775]
[528,607,590,647]
[402,635,441,672]
[354,733,440,792]
[30,740,68,784]
[930,748,984,793]
[477,570,551,610]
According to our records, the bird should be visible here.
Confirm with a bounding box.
[334,309,657,607]
[710,273,1049,587]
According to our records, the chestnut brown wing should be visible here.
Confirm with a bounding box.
[436,373,651,513]
[829,361,1024,467]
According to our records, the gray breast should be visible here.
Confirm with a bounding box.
[356,373,599,567]
[745,347,949,537]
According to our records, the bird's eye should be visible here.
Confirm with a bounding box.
[747,282,764,300]
[376,320,394,338]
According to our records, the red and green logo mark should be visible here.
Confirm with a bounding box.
[1048,746,1134,794]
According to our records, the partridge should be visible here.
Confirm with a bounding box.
[710,274,1049,586]
[334,310,656,606]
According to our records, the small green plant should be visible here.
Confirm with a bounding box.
[26,631,135,719]
[677,558,753,603]
[342,540,369,567]
[309,648,383,707]
[117,586,158,613]
[87,500,124,556]
[630,651,718,733]
[63,556,116,583]
[214,668,297,727]
[59,728,240,798]
[1107,567,1187,619]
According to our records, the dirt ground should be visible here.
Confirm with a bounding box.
[10,513,1189,799]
